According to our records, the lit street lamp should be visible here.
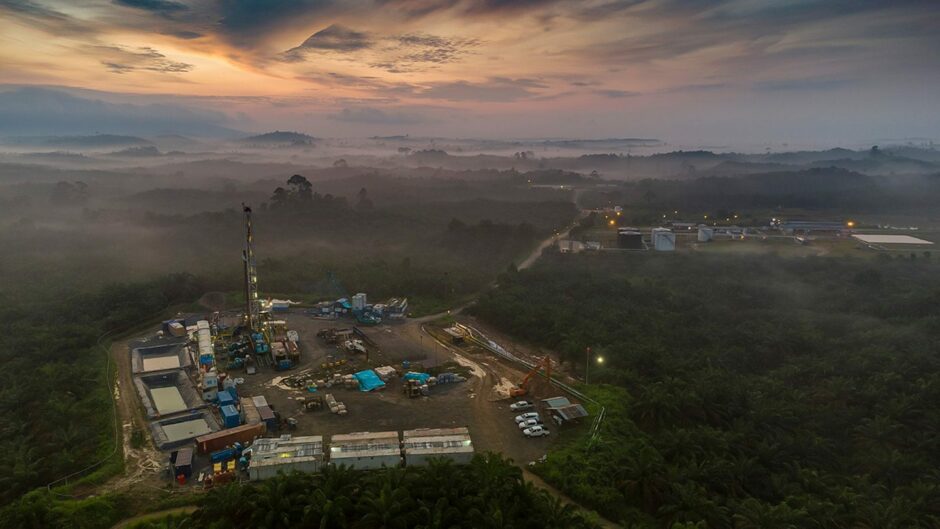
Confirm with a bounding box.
[585,347,604,384]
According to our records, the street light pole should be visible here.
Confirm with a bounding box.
[586,347,604,385]
[585,346,591,384]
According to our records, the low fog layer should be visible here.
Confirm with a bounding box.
[2,131,938,301]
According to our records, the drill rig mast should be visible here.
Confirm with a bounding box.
[242,203,261,334]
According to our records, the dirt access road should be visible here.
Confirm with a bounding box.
[103,336,171,493]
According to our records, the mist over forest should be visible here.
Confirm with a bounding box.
[2,114,940,529]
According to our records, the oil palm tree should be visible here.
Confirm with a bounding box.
[414,497,461,529]
[356,478,415,529]
[731,498,808,529]
[249,474,305,529]
[302,488,352,529]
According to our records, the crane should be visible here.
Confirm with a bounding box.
[510,356,552,398]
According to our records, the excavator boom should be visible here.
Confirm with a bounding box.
[509,356,552,397]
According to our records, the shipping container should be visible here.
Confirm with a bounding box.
[240,397,261,425]
[171,447,193,478]
[168,322,186,337]
[258,405,277,431]
[217,391,235,407]
[221,405,241,428]
[196,422,265,454]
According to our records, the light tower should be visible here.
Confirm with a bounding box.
[242,203,261,334]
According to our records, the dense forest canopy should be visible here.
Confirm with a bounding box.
[471,252,940,528]
[1,141,939,527]
[0,455,599,529]
[0,274,213,503]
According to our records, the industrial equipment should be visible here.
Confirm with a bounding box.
[509,356,552,398]
[242,203,261,337]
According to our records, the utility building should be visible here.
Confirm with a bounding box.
[402,427,474,466]
[542,396,590,426]
[617,228,644,249]
[329,431,401,470]
[247,435,324,480]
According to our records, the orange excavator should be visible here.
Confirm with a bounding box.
[510,356,552,398]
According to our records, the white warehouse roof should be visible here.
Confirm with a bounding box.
[330,431,400,459]
[853,234,934,245]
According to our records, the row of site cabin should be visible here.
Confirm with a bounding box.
[170,427,474,485]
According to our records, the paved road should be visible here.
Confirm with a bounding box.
[518,207,590,271]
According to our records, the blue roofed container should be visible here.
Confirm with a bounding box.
[221,404,241,429]
[217,391,235,407]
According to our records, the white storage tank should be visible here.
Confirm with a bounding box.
[352,293,367,311]
[697,227,714,242]
[651,228,676,251]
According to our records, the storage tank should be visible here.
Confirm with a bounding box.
[697,227,714,242]
[651,228,676,251]
[352,293,367,310]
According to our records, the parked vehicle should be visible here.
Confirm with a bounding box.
[518,418,543,429]
[515,412,539,423]
[523,426,550,437]
[510,400,533,411]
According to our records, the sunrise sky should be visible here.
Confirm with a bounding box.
[1,0,939,143]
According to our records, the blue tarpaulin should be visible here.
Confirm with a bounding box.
[354,369,386,392]
[403,372,431,384]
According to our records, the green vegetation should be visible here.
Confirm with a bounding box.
[472,252,940,528]
[126,512,191,529]
[0,274,212,505]
[0,490,131,529]
[187,454,597,529]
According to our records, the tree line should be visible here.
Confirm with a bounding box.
[471,252,940,528]
[0,273,213,505]
[2,455,601,529]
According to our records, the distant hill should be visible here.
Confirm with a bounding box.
[107,146,162,157]
[19,151,93,163]
[762,148,860,164]
[4,134,151,148]
[241,131,316,146]
[698,160,789,176]
[149,134,208,152]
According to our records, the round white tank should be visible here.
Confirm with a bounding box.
[651,228,676,251]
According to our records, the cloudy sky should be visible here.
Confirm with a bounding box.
[1,0,939,144]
